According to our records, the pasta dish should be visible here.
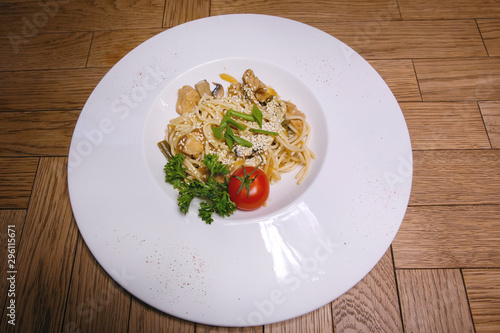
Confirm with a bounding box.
[160,69,314,185]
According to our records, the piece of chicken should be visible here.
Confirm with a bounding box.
[227,82,243,99]
[195,80,212,97]
[242,69,270,103]
[179,129,205,158]
[176,85,200,115]
[284,101,305,133]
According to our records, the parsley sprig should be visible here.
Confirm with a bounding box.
[163,153,236,224]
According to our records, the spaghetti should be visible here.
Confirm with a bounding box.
[163,69,315,185]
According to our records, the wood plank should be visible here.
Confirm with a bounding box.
[129,297,195,333]
[479,101,500,148]
[0,157,79,333]
[0,157,38,209]
[1,0,39,2]
[397,269,474,333]
[87,28,166,68]
[197,324,262,332]
[0,68,108,111]
[368,60,421,102]
[393,205,500,268]
[211,0,401,23]
[314,20,486,59]
[0,0,165,35]
[400,102,490,149]
[463,269,500,333]
[264,304,333,333]
[0,210,26,323]
[478,19,500,56]
[0,32,92,71]
[331,248,402,333]
[414,57,500,102]
[164,0,210,27]
[61,235,131,333]
[0,110,79,156]
[398,0,500,20]
[410,150,500,205]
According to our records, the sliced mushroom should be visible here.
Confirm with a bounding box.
[212,82,224,98]
[176,85,200,115]
[195,80,212,97]
[179,129,205,158]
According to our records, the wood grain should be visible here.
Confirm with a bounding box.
[410,150,500,205]
[0,157,78,333]
[463,269,500,333]
[400,102,490,149]
[1,0,500,331]
[397,269,474,333]
[197,325,262,332]
[314,20,486,59]
[331,248,403,333]
[398,0,500,19]
[0,210,26,320]
[0,157,38,209]
[0,0,40,2]
[0,0,165,34]
[0,110,79,156]
[414,57,500,101]
[479,101,500,148]
[0,32,92,71]
[88,28,166,68]
[478,19,500,57]
[211,0,401,23]
[62,236,131,333]
[129,297,195,333]
[0,68,108,111]
[264,304,332,333]
[368,60,421,102]
[393,205,500,268]
[164,0,210,27]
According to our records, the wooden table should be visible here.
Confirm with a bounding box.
[1,1,499,332]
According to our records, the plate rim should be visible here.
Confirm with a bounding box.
[67,13,413,326]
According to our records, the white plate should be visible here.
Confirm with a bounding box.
[68,14,412,326]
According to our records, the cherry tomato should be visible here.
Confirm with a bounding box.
[227,166,270,210]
